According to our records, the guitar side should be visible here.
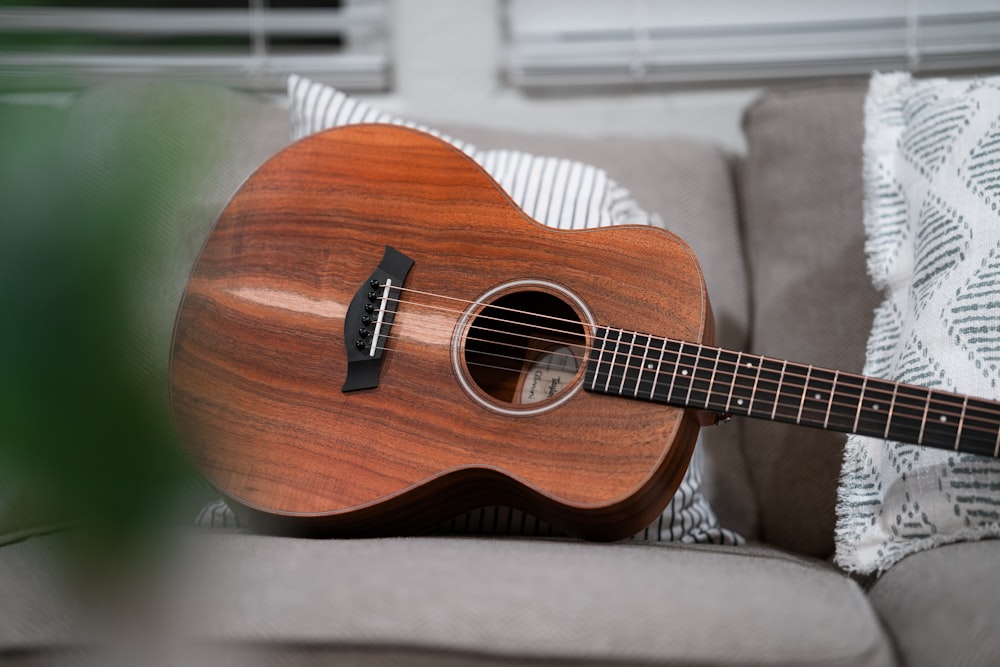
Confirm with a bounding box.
[169,124,713,540]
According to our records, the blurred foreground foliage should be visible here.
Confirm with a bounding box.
[0,76,217,565]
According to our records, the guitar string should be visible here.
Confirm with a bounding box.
[367,331,1000,444]
[370,287,1000,429]
[364,295,1000,435]
[370,286,998,428]
[368,335,998,450]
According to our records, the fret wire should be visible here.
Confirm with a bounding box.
[956,397,1000,455]
[715,350,742,412]
[824,370,839,429]
[896,391,957,449]
[859,378,895,435]
[633,334,649,395]
[666,341,684,404]
[731,355,753,411]
[602,329,624,394]
[705,349,733,413]
[705,347,725,411]
[770,358,806,422]
[883,383,900,439]
[890,384,932,409]
[956,395,969,451]
[761,361,790,421]
[706,348,723,409]
[617,331,636,396]
[827,374,862,431]
[684,344,702,405]
[633,334,652,396]
[724,352,742,413]
[634,334,653,399]
[747,355,764,414]
[648,338,667,400]
[614,331,628,395]
[770,360,787,420]
[878,385,934,444]
[602,327,616,392]
[754,357,778,417]
[796,365,814,425]
[588,327,608,391]
[918,386,931,445]
[628,332,643,395]
[798,369,836,424]
[853,377,868,433]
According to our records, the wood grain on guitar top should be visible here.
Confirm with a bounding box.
[170,124,713,540]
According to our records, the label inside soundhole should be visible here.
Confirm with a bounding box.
[516,344,581,405]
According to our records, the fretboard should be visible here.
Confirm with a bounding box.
[584,326,1000,458]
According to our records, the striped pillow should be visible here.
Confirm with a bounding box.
[198,75,741,545]
[836,73,1000,574]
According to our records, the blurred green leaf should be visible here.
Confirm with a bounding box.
[0,74,218,563]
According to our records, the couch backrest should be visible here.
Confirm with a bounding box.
[739,83,877,558]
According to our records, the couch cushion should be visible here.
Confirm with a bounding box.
[0,532,895,667]
[739,83,878,557]
[869,539,1000,667]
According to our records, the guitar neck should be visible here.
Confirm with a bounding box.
[584,326,1000,458]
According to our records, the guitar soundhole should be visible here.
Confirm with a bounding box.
[456,283,591,415]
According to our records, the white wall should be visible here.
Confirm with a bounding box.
[367,0,757,151]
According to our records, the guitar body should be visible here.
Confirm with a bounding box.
[170,124,712,540]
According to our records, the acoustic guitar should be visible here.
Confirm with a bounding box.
[170,124,1000,541]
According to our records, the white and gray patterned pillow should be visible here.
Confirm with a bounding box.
[836,72,1000,574]
[197,75,742,546]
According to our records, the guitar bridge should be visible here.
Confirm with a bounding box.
[342,246,414,392]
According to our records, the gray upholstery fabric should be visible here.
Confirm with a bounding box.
[868,539,1000,667]
[738,84,879,557]
[0,532,895,667]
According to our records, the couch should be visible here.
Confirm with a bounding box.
[2,78,998,666]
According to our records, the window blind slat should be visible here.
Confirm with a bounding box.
[504,0,1000,89]
[0,7,384,37]
[0,1,390,91]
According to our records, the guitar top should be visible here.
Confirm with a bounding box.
[170,124,712,540]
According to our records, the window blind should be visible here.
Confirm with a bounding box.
[0,0,389,91]
[503,0,1000,89]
